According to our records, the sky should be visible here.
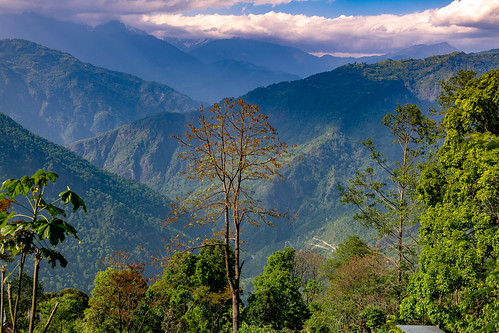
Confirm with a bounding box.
[0,0,498,56]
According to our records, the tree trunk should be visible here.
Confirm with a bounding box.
[0,265,5,333]
[232,293,239,333]
[12,252,26,333]
[42,302,59,333]
[28,254,41,333]
[6,283,13,327]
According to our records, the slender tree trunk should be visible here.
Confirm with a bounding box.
[223,204,239,333]
[397,142,408,289]
[28,253,42,333]
[398,216,403,287]
[232,219,241,333]
[6,283,13,327]
[42,301,59,333]
[12,252,26,333]
[0,265,5,333]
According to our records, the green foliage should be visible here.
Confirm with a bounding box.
[37,288,89,333]
[146,242,233,333]
[339,103,438,295]
[401,69,499,332]
[360,305,387,331]
[305,236,398,332]
[327,235,372,269]
[0,112,175,292]
[238,322,282,333]
[5,272,44,332]
[244,247,310,331]
[0,169,85,332]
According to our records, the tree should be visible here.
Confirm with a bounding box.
[170,98,292,332]
[327,235,372,270]
[0,170,86,333]
[244,247,310,332]
[307,236,397,332]
[38,288,89,333]
[292,248,326,304]
[147,240,233,332]
[338,104,438,293]
[3,272,44,332]
[83,253,149,333]
[400,69,499,331]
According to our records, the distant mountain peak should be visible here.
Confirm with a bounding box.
[93,20,147,35]
[386,42,460,60]
[163,37,214,52]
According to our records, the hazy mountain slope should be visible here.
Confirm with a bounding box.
[189,38,328,78]
[68,49,499,277]
[0,13,299,102]
[69,60,420,191]
[0,39,199,145]
[361,52,499,100]
[70,111,190,189]
[384,42,459,61]
[0,112,178,292]
[244,50,499,132]
[68,58,427,246]
[189,38,461,79]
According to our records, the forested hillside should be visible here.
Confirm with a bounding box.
[1,34,499,331]
[0,39,200,145]
[69,49,499,277]
[0,112,177,292]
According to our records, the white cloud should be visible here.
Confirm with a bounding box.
[133,9,485,52]
[0,0,498,53]
[430,0,499,29]
[0,0,298,15]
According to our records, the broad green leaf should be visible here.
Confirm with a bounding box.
[45,171,58,183]
[1,224,19,236]
[32,170,48,186]
[0,193,6,200]
[59,189,87,213]
[61,220,78,238]
[20,175,34,190]
[1,178,30,198]
[32,170,57,186]
[0,211,14,228]
[42,202,66,218]
[34,220,51,240]
[40,247,68,268]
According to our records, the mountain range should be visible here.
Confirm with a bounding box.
[1,26,499,291]
[68,48,499,276]
[0,13,297,102]
[0,13,460,102]
[188,38,459,78]
[0,39,199,146]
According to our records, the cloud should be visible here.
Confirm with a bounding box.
[0,0,498,53]
[430,0,499,30]
[133,9,486,53]
[0,0,297,16]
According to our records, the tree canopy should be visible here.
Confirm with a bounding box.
[401,69,499,332]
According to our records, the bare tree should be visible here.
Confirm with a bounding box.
[170,98,292,332]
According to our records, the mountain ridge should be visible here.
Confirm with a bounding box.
[68,49,499,276]
[0,13,299,102]
[0,112,179,292]
[0,38,200,145]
